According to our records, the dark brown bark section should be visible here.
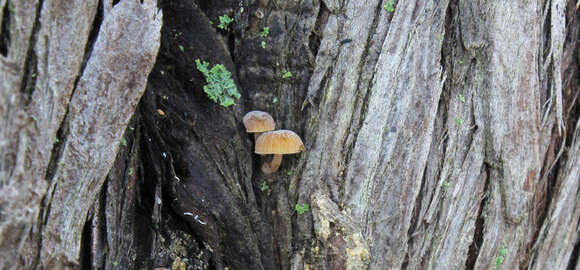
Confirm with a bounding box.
[86,1,276,269]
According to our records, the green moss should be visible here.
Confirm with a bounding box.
[260,26,270,38]
[260,181,269,192]
[383,1,395,12]
[295,203,310,214]
[217,15,234,30]
[494,247,508,269]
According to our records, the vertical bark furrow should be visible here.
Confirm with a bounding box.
[340,0,395,204]
[18,0,42,106]
[0,0,12,57]
[293,1,397,268]
[301,0,384,203]
[529,120,579,269]
[409,72,487,269]
[40,1,161,266]
[336,1,449,268]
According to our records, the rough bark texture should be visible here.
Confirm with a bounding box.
[0,0,579,269]
[1,0,161,268]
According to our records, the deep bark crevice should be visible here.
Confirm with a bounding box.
[567,235,580,270]
[465,166,489,270]
[43,119,68,181]
[34,181,58,268]
[80,212,93,270]
[0,0,11,56]
[532,129,563,249]
[83,0,104,66]
[307,1,327,59]
[338,0,390,204]
[20,0,42,104]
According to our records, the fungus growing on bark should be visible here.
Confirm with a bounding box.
[242,111,275,140]
[255,130,304,174]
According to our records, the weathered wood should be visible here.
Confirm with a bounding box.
[236,0,579,269]
[1,0,579,269]
[0,0,47,268]
[39,0,161,266]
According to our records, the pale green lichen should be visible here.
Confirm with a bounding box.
[195,59,241,107]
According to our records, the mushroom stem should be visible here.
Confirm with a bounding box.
[262,154,283,174]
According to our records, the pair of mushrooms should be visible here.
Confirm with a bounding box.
[243,111,304,174]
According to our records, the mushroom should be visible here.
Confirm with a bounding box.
[242,111,275,140]
[255,130,304,174]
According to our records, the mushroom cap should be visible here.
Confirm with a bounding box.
[255,130,305,154]
[243,111,275,133]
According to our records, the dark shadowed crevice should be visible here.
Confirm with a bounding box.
[44,119,69,181]
[112,0,120,7]
[408,165,428,237]
[33,181,59,269]
[307,1,328,58]
[465,165,489,270]
[20,53,38,105]
[134,122,163,267]
[80,213,93,270]
[538,0,551,106]
[80,0,103,75]
[567,236,580,270]
[440,0,456,79]
[0,0,11,56]
[91,182,108,269]
[196,0,209,13]
[404,165,429,270]
[21,0,43,105]
[531,130,562,255]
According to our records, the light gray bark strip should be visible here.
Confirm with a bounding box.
[550,0,565,134]
[341,1,449,268]
[301,0,382,198]
[40,0,161,265]
[409,84,487,269]
[0,1,45,268]
[475,1,543,269]
[28,0,99,174]
[297,0,388,268]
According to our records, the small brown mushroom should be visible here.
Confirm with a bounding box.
[255,130,304,174]
[242,111,275,140]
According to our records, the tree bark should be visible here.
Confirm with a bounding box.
[0,0,578,269]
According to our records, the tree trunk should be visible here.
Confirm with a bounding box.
[1,0,578,269]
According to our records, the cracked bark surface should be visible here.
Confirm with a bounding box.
[0,0,579,269]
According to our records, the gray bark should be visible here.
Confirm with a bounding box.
[0,0,161,268]
[0,0,578,269]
